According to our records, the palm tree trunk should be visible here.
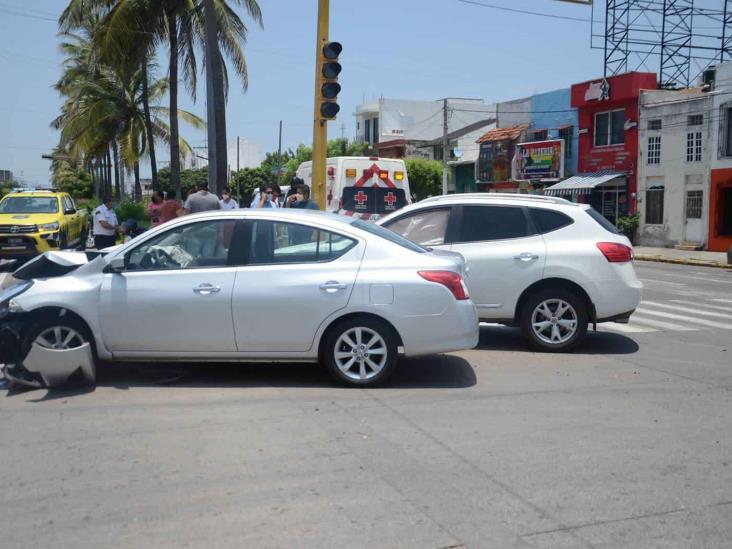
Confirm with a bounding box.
[167,10,181,201]
[112,142,121,200]
[105,148,113,198]
[134,161,142,202]
[142,61,159,191]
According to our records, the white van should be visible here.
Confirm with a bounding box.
[296,156,412,221]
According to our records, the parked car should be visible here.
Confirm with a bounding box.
[0,209,478,389]
[379,193,642,352]
[0,189,88,261]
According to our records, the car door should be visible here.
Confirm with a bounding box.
[61,196,79,243]
[231,219,363,352]
[99,218,240,353]
[380,206,455,250]
[449,204,546,320]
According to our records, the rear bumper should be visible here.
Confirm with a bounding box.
[583,263,642,320]
[397,300,479,357]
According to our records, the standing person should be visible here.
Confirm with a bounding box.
[219,189,238,210]
[181,181,221,215]
[146,191,164,228]
[287,184,320,210]
[251,183,278,208]
[283,176,304,207]
[159,191,182,224]
[93,196,120,250]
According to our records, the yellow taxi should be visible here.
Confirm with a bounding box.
[0,189,88,260]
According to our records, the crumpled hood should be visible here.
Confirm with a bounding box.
[13,250,90,280]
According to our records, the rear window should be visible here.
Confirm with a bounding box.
[585,207,620,234]
[351,219,425,253]
[342,187,407,214]
[529,208,574,234]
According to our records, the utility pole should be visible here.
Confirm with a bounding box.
[204,0,227,194]
[312,0,329,209]
[236,135,240,199]
[442,98,449,195]
[277,120,283,185]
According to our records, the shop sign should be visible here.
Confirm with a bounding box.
[512,140,564,181]
[584,79,610,101]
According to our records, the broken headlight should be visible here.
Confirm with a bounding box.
[0,281,33,320]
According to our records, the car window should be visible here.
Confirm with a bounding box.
[125,219,236,271]
[249,220,356,265]
[457,205,529,242]
[529,208,574,234]
[585,207,620,234]
[62,196,75,213]
[382,208,450,246]
[351,219,426,253]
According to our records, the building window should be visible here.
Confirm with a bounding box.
[726,109,732,157]
[647,136,661,165]
[594,109,625,147]
[530,129,548,141]
[688,114,703,126]
[645,188,664,224]
[686,132,702,162]
[558,126,573,159]
[372,118,379,144]
[686,190,703,219]
[364,119,371,143]
[648,119,662,131]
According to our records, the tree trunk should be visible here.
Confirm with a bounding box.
[112,142,121,200]
[167,11,181,201]
[105,148,113,199]
[142,61,159,191]
[134,161,142,202]
[203,0,228,195]
[89,160,99,200]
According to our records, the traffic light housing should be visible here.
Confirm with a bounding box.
[319,41,342,120]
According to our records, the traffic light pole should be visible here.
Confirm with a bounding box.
[311,0,329,210]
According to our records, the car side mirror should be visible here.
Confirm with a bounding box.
[103,256,125,274]
[64,208,76,214]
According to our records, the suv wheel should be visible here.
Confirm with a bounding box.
[520,288,588,352]
[323,317,398,387]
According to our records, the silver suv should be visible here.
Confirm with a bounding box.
[379,193,642,351]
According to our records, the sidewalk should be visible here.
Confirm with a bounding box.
[633,246,730,268]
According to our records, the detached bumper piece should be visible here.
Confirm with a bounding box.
[3,342,95,390]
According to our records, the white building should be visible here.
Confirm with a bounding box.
[353,97,495,158]
[637,88,712,248]
[182,139,262,172]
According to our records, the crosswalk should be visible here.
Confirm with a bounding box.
[599,298,732,334]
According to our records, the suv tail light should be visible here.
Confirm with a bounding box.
[418,270,469,300]
[596,242,632,263]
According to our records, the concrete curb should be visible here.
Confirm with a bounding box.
[634,255,731,269]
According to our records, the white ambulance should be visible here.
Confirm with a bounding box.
[295,156,412,221]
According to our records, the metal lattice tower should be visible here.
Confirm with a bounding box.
[593,0,732,88]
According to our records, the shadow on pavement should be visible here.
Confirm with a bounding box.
[477,325,639,355]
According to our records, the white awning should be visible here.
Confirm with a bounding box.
[544,172,626,196]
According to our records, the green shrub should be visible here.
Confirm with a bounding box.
[115,200,146,223]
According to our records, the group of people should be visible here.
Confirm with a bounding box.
[91,177,321,250]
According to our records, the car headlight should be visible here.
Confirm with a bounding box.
[40,222,60,232]
[0,281,33,319]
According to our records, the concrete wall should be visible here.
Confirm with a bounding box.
[636,89,712,248]
[530,89,579,175]
[496,97,531,128]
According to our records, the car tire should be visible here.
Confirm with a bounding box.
[520,288,588,352]
[21,313,96,362]
[323,316,398,387]
[76,229,87,251]
[59,230,68,250]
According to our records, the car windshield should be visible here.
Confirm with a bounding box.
[0,196,59,214]
[350,218,426,253]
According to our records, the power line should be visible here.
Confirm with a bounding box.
[0,3,56,22]
[453,0,589,23]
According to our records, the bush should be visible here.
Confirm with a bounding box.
[115,200,146,223]
[616,213,640,242]
[404,158,443,200]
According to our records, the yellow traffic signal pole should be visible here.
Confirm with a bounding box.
[312,0,329,210]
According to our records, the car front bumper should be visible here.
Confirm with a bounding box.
[0,233,60,259]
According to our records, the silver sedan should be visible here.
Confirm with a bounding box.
[0,209,478,388]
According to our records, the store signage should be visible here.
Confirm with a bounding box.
[584,79,610,102]
[512,140,565,181]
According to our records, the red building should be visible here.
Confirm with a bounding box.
[567,72,657,223]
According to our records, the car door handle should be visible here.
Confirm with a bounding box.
[320,281,348,292]
[513,252,539,262]
[193,283,221,295]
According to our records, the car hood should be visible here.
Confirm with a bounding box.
[0,213,59,226]
[12,250,90,280]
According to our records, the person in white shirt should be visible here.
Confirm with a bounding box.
[93,196,120,249]
[219,189,238,210]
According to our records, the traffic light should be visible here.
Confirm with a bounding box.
[319,41,342,120]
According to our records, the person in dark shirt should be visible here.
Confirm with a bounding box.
[287,184,320,210]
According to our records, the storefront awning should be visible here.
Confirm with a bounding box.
[544,171,626,196]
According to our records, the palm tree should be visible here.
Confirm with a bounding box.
[60,0,263,200]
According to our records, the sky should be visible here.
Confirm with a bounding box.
[0,0,607,185]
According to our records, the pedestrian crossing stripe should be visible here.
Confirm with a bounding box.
[670,299,732,313]
[634,307,732,330]
[642,301,732,321]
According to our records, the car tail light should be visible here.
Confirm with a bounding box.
[418,270,469,300]
[596,242,632,263]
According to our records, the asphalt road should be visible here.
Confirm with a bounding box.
[1,261,731,548]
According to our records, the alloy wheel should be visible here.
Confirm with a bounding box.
[333,327,388,381]
[34,326,85,350]
[531,299,578,345]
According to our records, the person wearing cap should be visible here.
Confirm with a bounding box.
[181,181,221,215]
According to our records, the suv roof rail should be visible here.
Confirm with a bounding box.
[419,193,575,206]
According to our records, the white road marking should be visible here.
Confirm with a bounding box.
[636,307,732,330]
[712,299,732,304]
[647,272,732,285]
[597,323,656,333]
[626,315,698,331]
[638,277,687,287]
[670,299,732,313]
[641,301,732,321]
